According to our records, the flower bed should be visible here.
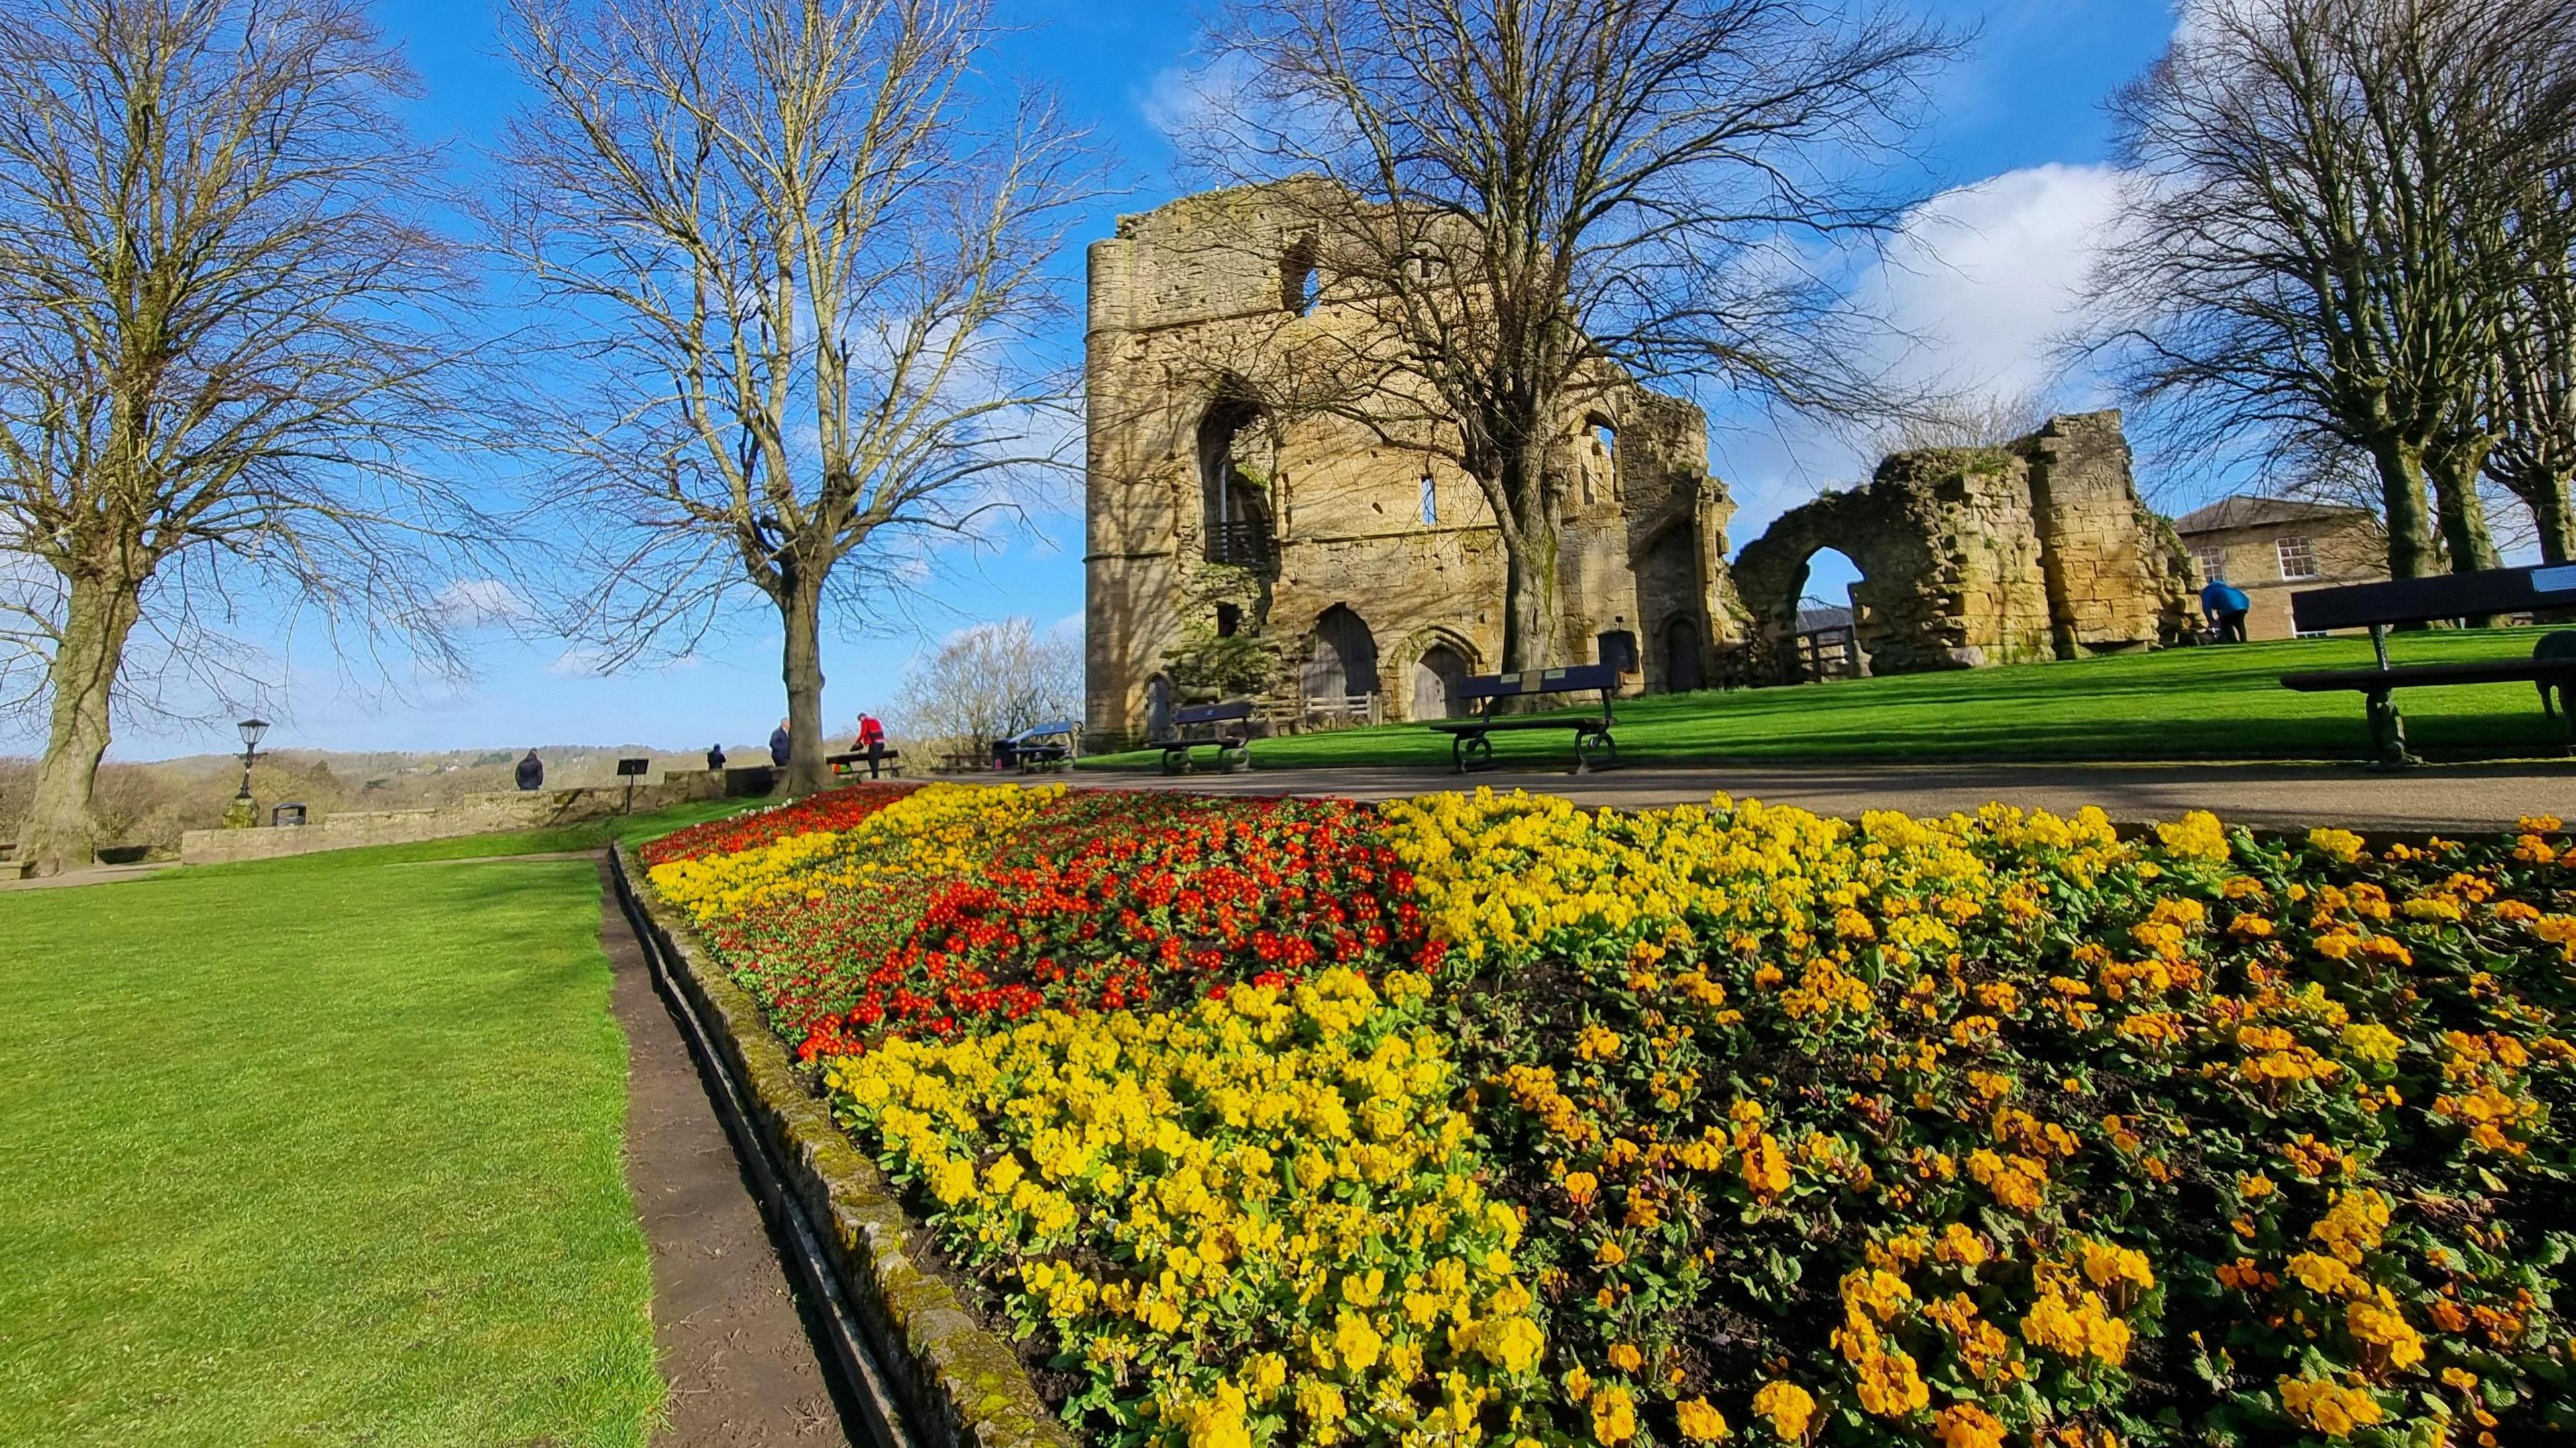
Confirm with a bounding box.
[643,783,2576,1448]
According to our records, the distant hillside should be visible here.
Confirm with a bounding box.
[0,742,775,858]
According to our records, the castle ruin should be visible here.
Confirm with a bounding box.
[1081,186,2193,742]
[1082,187,1742,742]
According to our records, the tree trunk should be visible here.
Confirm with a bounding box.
[1494,445,1561,675]
[2425,439,2503,575]
[2366,437,2440,579]
[19,572,144,875]
[2502,467,2576,565]
[777,571,829,797]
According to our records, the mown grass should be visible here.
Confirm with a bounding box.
[0,797,751,1446]
[1082,629,2571,771]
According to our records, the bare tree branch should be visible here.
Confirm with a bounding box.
[493,0,1102,794]
[0,0,494,872]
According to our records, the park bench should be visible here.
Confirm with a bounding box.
[2277,563,2576,766]
[1428,663,1622,773]
[826,746,902,779]
[1152,700,1255,775]
[1004,720,1081,773]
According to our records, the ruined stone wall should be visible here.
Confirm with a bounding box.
[1732,412,2188,676]
[1085,186,1745,742]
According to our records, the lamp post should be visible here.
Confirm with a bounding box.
[225,718,270,828]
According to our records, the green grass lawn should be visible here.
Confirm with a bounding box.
[1083,629,2573,772]
[0,799,751,1446]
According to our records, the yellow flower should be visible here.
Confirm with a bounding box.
[1751,1380,1815,1441]
[2278,1374,2384,1438]
[1675,1396,1730,1441]
[1932,1403,2008,1448]
[1606,1342,1642,1373]
[1589,1384,1638,1443]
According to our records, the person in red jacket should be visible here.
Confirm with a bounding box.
[853,712,888,779]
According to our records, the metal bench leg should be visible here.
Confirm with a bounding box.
[2365,689,2416,769]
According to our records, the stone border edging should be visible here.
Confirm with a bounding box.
[611,841,1075,1448]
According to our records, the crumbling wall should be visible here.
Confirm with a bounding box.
[1731,411,2188,677]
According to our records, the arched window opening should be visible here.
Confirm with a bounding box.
[1197,397,1276,567]
[1281,235,1320,316]
[1411,643,1469,719]
[1581,415,1617,505]
[1215,602,1241,637]
[1418,474,1438,526]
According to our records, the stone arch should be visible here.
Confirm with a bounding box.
[1389,626,1481,720]
[1730,490,1949,674]
[1303,604,1380,705]
[1197,390,1277,567]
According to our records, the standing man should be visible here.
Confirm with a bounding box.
[2200,573,2251,644]
[855,712,888,779]
[769,718,792,767]
[705,742,727,771]
[515,749,545,791]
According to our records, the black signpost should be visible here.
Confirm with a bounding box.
[616,757,651,814]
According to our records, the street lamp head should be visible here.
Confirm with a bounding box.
[237,718,270,750]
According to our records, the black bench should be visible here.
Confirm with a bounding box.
[2279,563,2576,765]
[827,747,901,779]
[1006,720,1080,773]
[1427,663,1621,773]
[1152,701,1255,774]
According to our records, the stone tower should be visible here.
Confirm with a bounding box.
[1082,186,1746,744]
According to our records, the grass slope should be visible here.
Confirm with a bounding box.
[1085,630,2570,771]
[0,805,755,1445]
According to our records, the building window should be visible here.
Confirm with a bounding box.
[1418,475,1437,526]
[1281,235,1320,316]
[2276,536,2318,580]
[2192,547,2225,583]
[1597,629,1638,672]
[1215,602,1240,637]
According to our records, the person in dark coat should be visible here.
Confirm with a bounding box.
[2200,576,2251,644]
[515,749,544,791]
[705,742,727,771]
[769,718,792,767]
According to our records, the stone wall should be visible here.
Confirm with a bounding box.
[178,773,729,866]
[1732,412,2191,675]
[1083,185,1748,742]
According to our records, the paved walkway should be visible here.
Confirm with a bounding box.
[1065,759,2576,833]
[0,860,169,891]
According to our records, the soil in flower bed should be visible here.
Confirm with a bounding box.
[639,784,2576,1448]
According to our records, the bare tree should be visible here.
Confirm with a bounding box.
[2486,160,2576,563]
[2089,0,2576,581]
[1173,0,1958,672]
[495,0,1097,795]
[888,615,1080,760]
[0,0,486,873]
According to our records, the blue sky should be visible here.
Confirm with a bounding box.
[75,0,2184,761]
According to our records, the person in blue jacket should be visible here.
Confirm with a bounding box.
[2200,575,2251,643]
[769,718,792,767]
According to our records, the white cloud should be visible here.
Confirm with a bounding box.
[1138,55,1255,145]
[1866,162,2131,402]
